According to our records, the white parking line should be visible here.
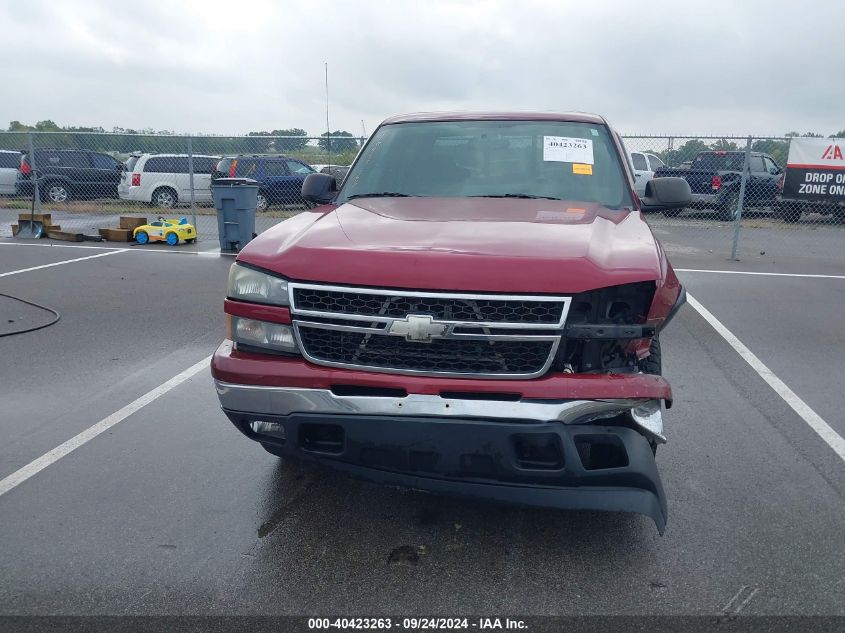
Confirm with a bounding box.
[0,249,128,278]
[0,242,125,252]
[0,355,212,498]
[677,268,845,280]
[0,242,236,257]
[687,294,845,462]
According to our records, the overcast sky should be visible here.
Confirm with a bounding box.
[2,0,843,137]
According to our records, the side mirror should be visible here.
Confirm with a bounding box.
[640,177,692,211]
[301,173,337,205]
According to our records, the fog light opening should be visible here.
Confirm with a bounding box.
[512,433,564,470]
[575,434,629,470]
[249,420,287,441]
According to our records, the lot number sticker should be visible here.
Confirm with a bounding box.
[543,136,594,165]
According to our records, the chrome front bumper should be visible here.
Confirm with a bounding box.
[213,381,665,442]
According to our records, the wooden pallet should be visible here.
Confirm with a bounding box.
[17,212,52,225]
[98,228,134,242]
[46,230,84,242]
[119,216,147,230]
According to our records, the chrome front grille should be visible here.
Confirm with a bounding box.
[292,287,566,325]
[289,283,571,379]
[297,324,557,375]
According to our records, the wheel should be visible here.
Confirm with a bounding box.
[152,187,177,209]
[716,189,740,221]
[44,181,70,203]
[661,208,682,217]
[165,232,179,246]
[776,205,801,222]
[256,192,269,211]
[135,230,149,244]
[638,336,662,376]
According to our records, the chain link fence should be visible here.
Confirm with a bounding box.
[0,131,362,242]
[1,131,843,261]
[623,135,845,262]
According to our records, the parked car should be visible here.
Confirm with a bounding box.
[214,155,316,210]
[16,149,124,203]
[119,153,220,208]
[629,151,665,197]
[211,111,692,534]
[653,150,782,219]
[0,150,21,195]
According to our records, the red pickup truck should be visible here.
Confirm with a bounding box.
[211,112,691,533]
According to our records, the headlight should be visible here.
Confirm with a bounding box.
[231,317,298,354]
[227,263,289,306]
[567,281,656,325]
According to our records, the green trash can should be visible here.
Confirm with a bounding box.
[212,177,259,251]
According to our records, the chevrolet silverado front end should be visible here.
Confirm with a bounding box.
[211,112,691,533]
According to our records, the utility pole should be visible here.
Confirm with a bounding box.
[325,62,331,166]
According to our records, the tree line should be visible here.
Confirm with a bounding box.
[1,120,362,155]
[5,120,845,168]
[641,131,845,167]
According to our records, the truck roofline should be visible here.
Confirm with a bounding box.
[380,111,608,126]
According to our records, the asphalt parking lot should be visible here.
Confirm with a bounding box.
[0,235,844,617]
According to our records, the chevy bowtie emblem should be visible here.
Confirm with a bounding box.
[388,314,450,342]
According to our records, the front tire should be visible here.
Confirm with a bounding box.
[638,336,662,376]
[152,187,177,209]
[165,232,179,246]
[638,336,662,455]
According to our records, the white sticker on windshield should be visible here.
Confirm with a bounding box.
[543,136,594,164]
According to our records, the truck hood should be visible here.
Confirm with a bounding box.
[238,197,664,293]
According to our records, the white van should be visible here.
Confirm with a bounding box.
[0,150,22,195]
[119,154,220,208]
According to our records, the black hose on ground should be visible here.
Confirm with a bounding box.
[0,292,61,337]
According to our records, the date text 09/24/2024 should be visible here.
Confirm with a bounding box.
[307,617,527,630]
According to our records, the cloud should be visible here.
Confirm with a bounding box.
[0,0,843,137]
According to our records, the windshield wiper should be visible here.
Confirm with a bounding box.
[470,193,561,200]
[346,192,414,200]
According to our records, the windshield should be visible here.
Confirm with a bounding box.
[338,120,633,208]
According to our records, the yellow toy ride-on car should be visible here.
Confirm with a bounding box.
[133,218,196,246]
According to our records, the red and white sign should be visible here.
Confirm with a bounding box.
[786,137,845,169]
[782,137,845,201]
